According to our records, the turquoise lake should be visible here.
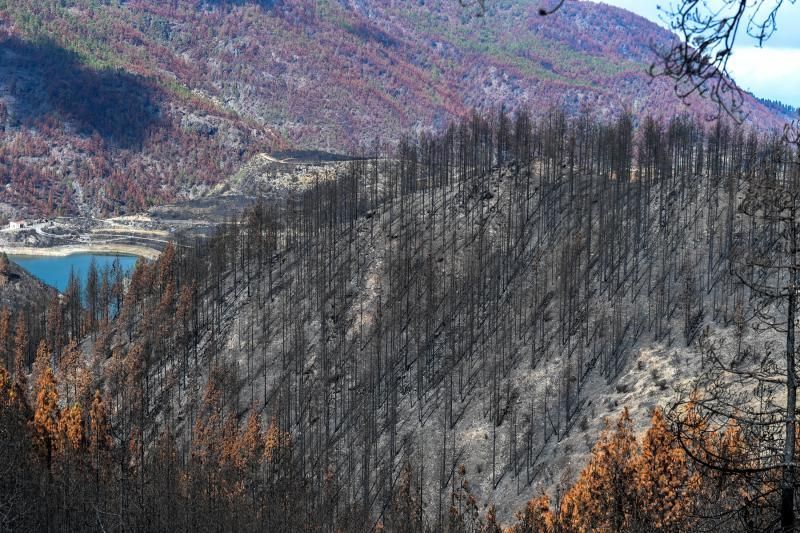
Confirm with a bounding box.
[9,254,139,293]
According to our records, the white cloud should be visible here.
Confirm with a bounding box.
[727,47,800,107]
[587,0,800,105]
[594,0,800,48]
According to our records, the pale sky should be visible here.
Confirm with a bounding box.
[592,0,800,107]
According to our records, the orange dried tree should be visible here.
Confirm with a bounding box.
[511,406,727,532]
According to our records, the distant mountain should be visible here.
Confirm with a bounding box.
[755,96,797,120]
[0,0,789,217]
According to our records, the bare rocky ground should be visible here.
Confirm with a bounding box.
[0,217,166,259]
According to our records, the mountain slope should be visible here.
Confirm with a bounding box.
[0,0,788,218]
[0,253,55,311]
[56,109,779,527]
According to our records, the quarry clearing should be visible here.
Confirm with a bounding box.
[0,216,167,259]
[1,152,357,260]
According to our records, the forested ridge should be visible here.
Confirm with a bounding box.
[1,107,799,531]
[0,0,789,218]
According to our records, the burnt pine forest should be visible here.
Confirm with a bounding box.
[2,106,800,531]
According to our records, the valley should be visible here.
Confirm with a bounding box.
[0,1,799,532]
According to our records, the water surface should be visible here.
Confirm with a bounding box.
[9,253,139,293]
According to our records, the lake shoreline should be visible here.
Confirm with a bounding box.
[11,252,141,294]
[3,243,160,260]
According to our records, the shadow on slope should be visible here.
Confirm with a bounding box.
[0,37,161,150]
